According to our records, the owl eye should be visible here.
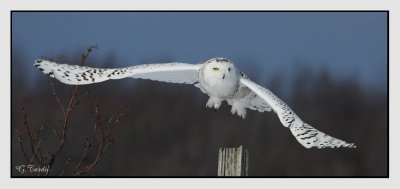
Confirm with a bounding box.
[213,68,219,71]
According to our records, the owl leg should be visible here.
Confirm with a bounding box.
[206,97,222,110]
[230,100,247,119]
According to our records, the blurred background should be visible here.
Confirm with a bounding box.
[11,12,387,176]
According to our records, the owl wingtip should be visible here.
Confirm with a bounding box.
[347,143,357,148]
[34,59,44,68]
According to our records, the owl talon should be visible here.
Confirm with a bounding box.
[206,97,222,110]
[230,100,247,119]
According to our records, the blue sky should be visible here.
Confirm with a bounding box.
[12,12,387,92]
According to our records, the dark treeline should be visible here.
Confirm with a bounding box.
[11,51,387,176]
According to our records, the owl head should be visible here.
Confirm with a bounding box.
[203,58,238,82]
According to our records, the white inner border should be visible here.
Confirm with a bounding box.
[1,0,396,188]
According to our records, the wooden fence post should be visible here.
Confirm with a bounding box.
[218,146,248,176]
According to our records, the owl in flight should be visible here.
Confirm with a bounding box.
[34,57,356,149]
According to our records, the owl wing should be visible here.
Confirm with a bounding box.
[239,73,356,149]
[34,59,202,85]
[235,84,272,112]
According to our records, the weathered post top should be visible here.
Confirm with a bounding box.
[218,146,248,176]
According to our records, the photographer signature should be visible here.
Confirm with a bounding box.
[15,164,50,175]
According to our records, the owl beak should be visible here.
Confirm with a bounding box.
[222,74,225,79]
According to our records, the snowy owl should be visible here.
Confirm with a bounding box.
[34,57,356,149]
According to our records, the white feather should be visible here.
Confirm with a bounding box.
[239,74,356,149]
[34,59,202,85]
[34,57,355,149]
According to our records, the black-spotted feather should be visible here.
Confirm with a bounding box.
[34,59,202,85]
[34,58,356,149]
[239,74,356,149]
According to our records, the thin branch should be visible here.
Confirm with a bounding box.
[50,80,65,116]
[14,45,128,176]
[74,138,108,176]
[48,46,96,171]
[73,90,90,108]
[32,122,45,163]
[43,122,61,140]
[22,105,42,166]
[59,158,71,176]
[72,102,128,176]
[72,138,91,174]
[72,101,101,176]
[17,136,31,165]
